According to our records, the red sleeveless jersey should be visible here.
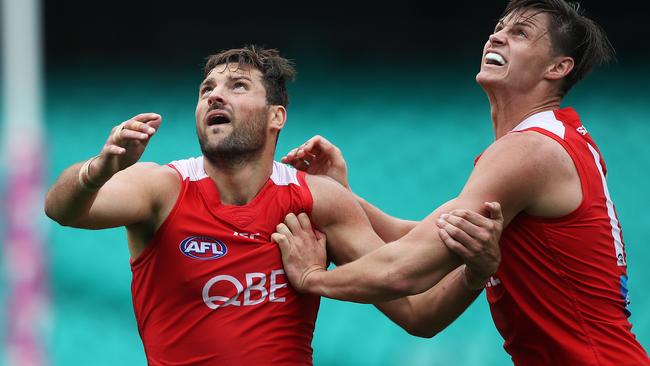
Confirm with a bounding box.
[483,108,648,365]
[130,157,320,365]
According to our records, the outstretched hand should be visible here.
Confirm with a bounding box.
[272,213,327,293]
[437,202,504,289]
[281,135,350,189]
[91,113,162,184]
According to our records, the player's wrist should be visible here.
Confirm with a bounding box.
[78,156,105,191]
[299,265,326,293]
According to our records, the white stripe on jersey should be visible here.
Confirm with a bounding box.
[512,110,566,139]
[169,156,208,181]
[170,157,300,187]
[270,161,300,186]
[587,143,626,266]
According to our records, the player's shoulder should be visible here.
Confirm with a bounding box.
[492,129,552,150]
[304,173,356,213]
[304,173,365,228]
[471,131,576,201]
[124,161,178,180]
[484,129,569,170]
[304,173,346,195]
[121,162,180,197]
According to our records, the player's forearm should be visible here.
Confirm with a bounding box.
[356,194,417,242]
[304,264,410,303]
[304,240,460,303]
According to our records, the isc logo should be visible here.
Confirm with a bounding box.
[179,236,228,260]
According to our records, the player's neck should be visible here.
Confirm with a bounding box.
[203,149,275,206]
[486,86,562,139]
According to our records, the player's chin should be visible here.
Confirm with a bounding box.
[476,72,504,89]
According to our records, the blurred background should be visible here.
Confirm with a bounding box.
[2,0,649,365]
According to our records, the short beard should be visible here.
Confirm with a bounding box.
[199,109,267,169]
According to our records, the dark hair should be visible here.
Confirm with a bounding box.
[203,45,296,107]
[502,0,614,95]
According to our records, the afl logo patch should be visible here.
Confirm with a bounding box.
[179,236,228,260]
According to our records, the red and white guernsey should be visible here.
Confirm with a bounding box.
[484,108,649,365]
[130,157,320,366]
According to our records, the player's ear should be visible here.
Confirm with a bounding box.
[269,105,287,132]
[545,56,574,81]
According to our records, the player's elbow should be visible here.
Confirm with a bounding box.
[404,323,441,339]
[44,197,64,224]
[393,299,444,339]
[44,195,81,227]
[402,308,445,338]
[44,204,73,227]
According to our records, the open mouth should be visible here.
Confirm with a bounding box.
[206,111,231,126]
[484,52,507,66]
[208,115,231,125]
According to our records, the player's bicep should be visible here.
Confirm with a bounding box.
[458,133,546,227]
[306,174,385,265]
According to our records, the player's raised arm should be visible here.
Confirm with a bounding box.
[44,113,170,229]
[282,135,418,241]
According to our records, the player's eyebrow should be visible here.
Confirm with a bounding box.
[228,75,252,83]
[200,73,223,87]
[495,19,536,30]
[513,21,536,32]
[199,73,254,91]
